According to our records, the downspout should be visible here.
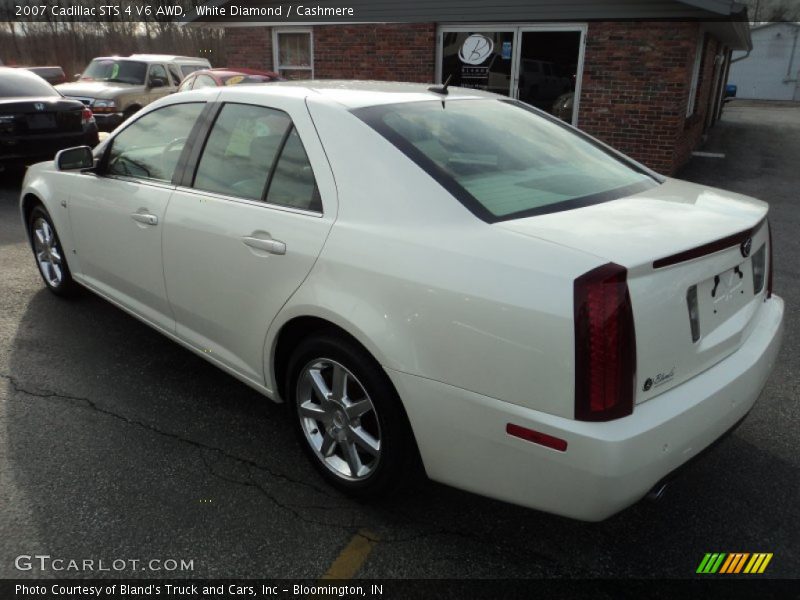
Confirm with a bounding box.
[783,26,799,83]
[731,49,750,63]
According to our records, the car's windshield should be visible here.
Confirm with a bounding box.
[80,59,147,85]
[354,98,658,222]
[0,71,60,97]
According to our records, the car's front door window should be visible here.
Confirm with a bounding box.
[193,75,217,89]
[177,76,195,92]
[148,64,169,87]
[106,103,204,182]
[167,65,183,86]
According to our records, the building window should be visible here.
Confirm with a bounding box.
[686,33,706,117]
[273,29,314,80]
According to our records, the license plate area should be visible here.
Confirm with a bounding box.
[696,261,752,331]
[26,113,56,130]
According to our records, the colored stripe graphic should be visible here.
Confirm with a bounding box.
[697,553,727,573]
[719,554,736,573]
[698,553,773,574]
[731,553,749,573]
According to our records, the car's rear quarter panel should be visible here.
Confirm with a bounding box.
[280,98,604,420]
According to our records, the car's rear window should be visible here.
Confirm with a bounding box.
[0,71,60,98]
[353,99,657,222]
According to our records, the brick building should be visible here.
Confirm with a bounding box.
[194,0,751,175]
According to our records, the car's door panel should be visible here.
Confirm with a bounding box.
[69,176,175,328]
[162,95,337,385]
[67,102,206,331]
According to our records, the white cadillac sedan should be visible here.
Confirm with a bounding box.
[20,82,784,521]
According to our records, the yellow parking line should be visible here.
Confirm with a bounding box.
[320,530,379,580]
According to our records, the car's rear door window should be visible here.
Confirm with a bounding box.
[266,127,322,212]
[193,103,291,201]
[354,98,657,222]
[192,103,321,211]
[106,102,204,182]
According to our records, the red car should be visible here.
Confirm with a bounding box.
[177,68,283,91]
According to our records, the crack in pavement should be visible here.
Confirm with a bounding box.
[0,371,547,554]
[0,371,337,499]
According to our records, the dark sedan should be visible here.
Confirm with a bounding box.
[0,67,99,173]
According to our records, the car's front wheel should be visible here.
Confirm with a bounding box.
[286,332,417,498]
[28,205,78,297]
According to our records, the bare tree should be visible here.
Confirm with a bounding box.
[0,1,225,76]
[742,0,800,23]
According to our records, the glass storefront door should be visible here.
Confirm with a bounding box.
[440,30,516,96]
[438,25,586,125]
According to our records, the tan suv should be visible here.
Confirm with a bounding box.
[56,54,210,131]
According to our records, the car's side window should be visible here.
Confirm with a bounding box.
[106,103,205,182]
[193,75,217,89]
[177,76,194,92]
[193,103,291,201]
[149,64,168,86]
[167,65,183,86]
[266,127,322,212]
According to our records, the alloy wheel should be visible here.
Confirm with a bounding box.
[296,358,382,481]
[32,217,63,287]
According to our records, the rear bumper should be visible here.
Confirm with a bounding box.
[0,128,99,167]
[388,295,784,521]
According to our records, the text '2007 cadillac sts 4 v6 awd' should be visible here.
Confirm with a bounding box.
[19,81,783,521]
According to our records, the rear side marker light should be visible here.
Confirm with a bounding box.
[506,423,567,452]
[767,222,774,299]
[751,243,766,295]
[574,263,637,421]
[687,284,701,343]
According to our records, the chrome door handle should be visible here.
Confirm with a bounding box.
[130,212,158,226]
[242,236,286,255]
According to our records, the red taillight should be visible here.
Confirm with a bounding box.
[574,263,636,421]
[767,222,774,299]
[506,423,568,452]
[81,107,95,125]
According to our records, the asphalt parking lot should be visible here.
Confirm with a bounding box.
[0,101,798,581]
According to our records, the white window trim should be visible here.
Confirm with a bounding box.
[272,28,314,78]
[687,32,705,117]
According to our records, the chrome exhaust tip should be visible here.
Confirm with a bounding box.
[647,482,669,502]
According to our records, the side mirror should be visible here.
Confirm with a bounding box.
[56,146,94,171]
[149,77,166,88]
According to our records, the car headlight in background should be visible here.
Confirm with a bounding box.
[92,100,117,114]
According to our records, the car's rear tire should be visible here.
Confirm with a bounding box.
[28,205,79,297]
[286,332,417,499]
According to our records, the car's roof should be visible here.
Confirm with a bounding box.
[218,80,499,109]
[90,55,207,64]
[0,66,46,80]
[129,54,208,63]
[200,68,279,78]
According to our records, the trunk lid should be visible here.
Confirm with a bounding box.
[0,97,84,135]
[496,178,770,404]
